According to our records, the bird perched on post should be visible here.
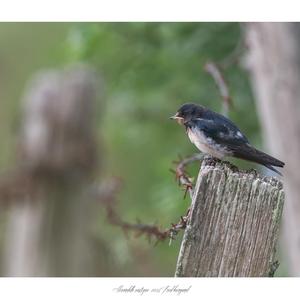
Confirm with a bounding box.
[170,103,284,175]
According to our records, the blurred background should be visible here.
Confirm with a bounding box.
[0,23,296,276]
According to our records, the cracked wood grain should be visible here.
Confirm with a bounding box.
[175,158,284,277]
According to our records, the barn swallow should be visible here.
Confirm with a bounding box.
[170,103,285,175]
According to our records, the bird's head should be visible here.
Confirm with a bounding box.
[170,103,205,125]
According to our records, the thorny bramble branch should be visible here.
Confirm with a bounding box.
[171,153,203,199]
[96,154,203,243]
[0,153,202,243]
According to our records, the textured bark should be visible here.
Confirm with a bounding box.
[175,158,284,277]
[245,23,300,276]
[2,66,100,276]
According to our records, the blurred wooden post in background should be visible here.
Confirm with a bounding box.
[245,23,300,276]
[2,66,100,276]
[175,158,284,277]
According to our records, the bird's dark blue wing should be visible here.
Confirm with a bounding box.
[186,117,249,148]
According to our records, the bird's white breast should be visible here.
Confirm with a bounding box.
[187,127,229,159]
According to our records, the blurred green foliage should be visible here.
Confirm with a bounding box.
[1,23,286,276]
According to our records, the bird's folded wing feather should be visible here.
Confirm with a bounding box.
[189,118,284,171]
[188,118,249,149]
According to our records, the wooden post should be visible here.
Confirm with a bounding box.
[2,66,100,276]
[245,23,300,276]
[175,158,284,277]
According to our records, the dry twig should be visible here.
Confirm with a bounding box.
[204,38,246,116]
[204,62,232,116]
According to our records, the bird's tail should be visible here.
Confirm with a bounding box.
[232,145,285,175]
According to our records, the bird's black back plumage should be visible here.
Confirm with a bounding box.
[173,103,285,175]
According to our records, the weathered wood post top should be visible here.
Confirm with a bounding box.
[175,157,284,277]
